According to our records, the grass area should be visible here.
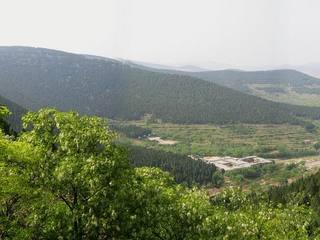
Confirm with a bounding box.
[116,121,319,159]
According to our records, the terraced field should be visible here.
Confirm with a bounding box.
[117,121,319,158]
[249,84,320,107]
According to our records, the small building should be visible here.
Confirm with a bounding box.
[303,139,312,145]
[200,155,272,171]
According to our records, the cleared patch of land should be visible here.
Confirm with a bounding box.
[117,121,319,159]
[276,155,320,172]
[224,160,308,191]
[200,156,272,171]
[148,136,177,145]
[114,120,320,191]
[222,155,320,193]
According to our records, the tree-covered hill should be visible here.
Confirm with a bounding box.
[132,61,320,107]
[185,69,320,107]
[128,60,320,87]
[0,46,320,125]
[188,69,320,92]
[128,145,217,186]
[268,170,320,211]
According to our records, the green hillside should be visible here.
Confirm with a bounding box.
[189,69,320,90]
[132,63,320,107]
[188,69,320,107]
[128,145,217,186]
[0,46,320,125]
[268,169,320,231]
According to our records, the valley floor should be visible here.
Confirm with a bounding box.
[114,120,320,191]
[117,121,319,159]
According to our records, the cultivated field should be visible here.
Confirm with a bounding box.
[118,121,319,159]
[249,84,320,107]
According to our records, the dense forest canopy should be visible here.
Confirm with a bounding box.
[1,47,320,126]
[188,69,320,92]
[269,170,320,213]
[0,107,319,239]
[128,145,218,186]
[131,63,320,107]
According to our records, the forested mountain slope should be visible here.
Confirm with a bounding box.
[189,69,320,92]
[268,170,320,211]
[0,46,320,124]
[128,145,217,186]
[185,69,320,107]
[268,169,320,232]
[132,62,320,107]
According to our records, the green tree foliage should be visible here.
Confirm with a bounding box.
[211,171,224,187]
[314,142,320,151]
[20,109,133,239]
[122,167,212,240]
[0,108,319,239]
[128,146,217,186]
[304,122,317,133]
[0,95,26,131]
[110,123,151,138]
[269,170,320,212]
[207,188,315,240]
[0,106,10,133]
[267,171,320,237]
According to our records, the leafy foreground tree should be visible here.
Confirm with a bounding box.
[0,108,319,239]
[0,106,12,135]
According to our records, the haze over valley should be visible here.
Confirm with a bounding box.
[2,1,320,239]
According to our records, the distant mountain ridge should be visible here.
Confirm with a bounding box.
[124,60,210,72]
[188,69,320,90]
[188,69,320,107]
[133,60,320,107]
[130,62,320,107]
[0,46,319,125]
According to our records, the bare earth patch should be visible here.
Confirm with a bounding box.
[277,155,320,172]
[148,136,178,145]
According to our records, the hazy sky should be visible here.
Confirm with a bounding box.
[1,0,320,68]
